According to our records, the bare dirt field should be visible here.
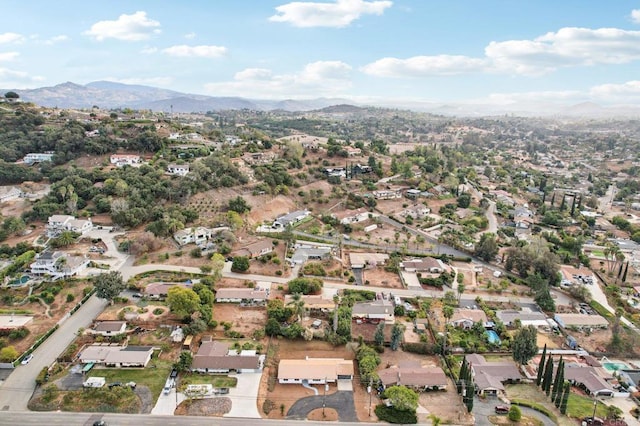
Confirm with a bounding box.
[175,397,231,416]
[246,195,297,226]
[212,305,267,338]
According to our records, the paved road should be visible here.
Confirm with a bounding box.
[0,295,107,411]
[287,391,358,422]
[586,273,640,335]
[0,411,380,425]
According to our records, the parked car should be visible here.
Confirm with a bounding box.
[21,354,33,365]
[582,417,604,426]
[108,382,122,389]
[93,421,106,426]
[213,388,230,395]
[132,293,143,298]
[494,405,509,414]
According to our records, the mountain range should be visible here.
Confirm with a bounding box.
[3,81,640,118]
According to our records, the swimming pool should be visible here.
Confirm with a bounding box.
[485,330,501,345]
[603,361,629,373]
[8,275,29,286]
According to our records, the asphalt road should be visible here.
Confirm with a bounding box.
[0,294,107,412]
[286,391,358,422]
[0,411,380,426]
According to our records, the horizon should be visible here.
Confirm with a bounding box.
[2,1,640,111]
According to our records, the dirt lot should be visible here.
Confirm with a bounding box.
[175,397,231,416]
[212,305,267,338]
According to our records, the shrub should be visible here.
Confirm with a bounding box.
[508,405,522,421]
[374,405,417,424]
[66,293,75,303]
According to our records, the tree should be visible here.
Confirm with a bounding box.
[457,282,465,302]
[228,196,251,214]
[508,406,522,422]
[209,253,225,284]
[374,322,385,347]
[174,351,192,372]
[535,284,556,312]
[231,256,250,272]
[559,382,570,414]
[544,356,554,396]
[265,318,281,336]
[0,346,18,362]
[390,323,404,350]
[384,386,419,412]
[457,193,471,208]
[551,356,564,404]
[512,325,538,365]
[167,286,201,320]
[536,344,547,386]
[474,233,499,262]
[4,91,19,100]
[287,292,306,322]
[93,271,126,303]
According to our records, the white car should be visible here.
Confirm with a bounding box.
[21,354,33,365]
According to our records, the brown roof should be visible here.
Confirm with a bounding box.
[192,341,260,370]
[284,294,335,310]
[378,366,447,388]
[278,358,354,381]
[564,365,614,394]
[467,354,522,391]
[144,282,189,296]
[216,288,267,300]
[451,309,488,324]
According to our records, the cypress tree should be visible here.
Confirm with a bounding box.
[542,192,546,204]
[536,344,547,386]
[551,357,561,402]
[560,382,570,414]
[550,193,555,207]
[622,262,629,283]
[570,196,576,216]
[554,362,565,407]
[544,357,554,396]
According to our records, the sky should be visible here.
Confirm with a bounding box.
[2,0,640,108]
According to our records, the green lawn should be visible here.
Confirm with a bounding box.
[566,393,608,419]
[87,359,172,400]
[179,373,237,389]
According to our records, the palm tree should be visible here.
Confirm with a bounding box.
[287,292,306,322]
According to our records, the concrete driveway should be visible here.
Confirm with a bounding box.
[287,391,358,422]
[473,396,556,426]
[151,387,186,415]
[225,372,262,418]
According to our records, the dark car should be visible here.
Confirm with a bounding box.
[494,405,509,414]
[582,417,604,426]
[93,421,106,426]
[108,382,122,389]
[214,388,229,395]
[170,369,178,379]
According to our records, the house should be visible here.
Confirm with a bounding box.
[554,313,609,330]
[272,210,310,229]
[30,251,89,280]
[349,253,389,269]
[90,321,127,336]
[496,309,549,328]
[167,163,190,176]
[400,206,431,219]
[401,258,445,274]
[277,358,354,384]
[236,239,274,258]
[46,214,92,237]
[344,146,361,157]
[352,300,394,323]
[110,154,141,167]
[378,361,448,391]
[0,186,22,203]
[405,189,422,200]
[564,364,614,397]
[290,246,332,265]
[85,129,100,137]
[173,227,213,246]
[191,341,262,374]
[144,282,191,299]
[283,294,336,311]
[334,208,373,225]
[450,309,488,329]
[467,354,522,397]
[372,189,402,200]
[23,152,54,164]
[215,288,268,304]
[78,345,154,367]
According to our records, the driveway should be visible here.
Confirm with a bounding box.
[151,387,186,415]
[473,396,556,426]
[224,372,261,418]
[287,391,358,422]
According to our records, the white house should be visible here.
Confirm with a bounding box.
[173,227,213,246]
[372,190,402,200]
[79,345,154,368]
[352,300,395,323]
[215,288,268,304]
[272,210,310,229]
[90,321,127,336]
[335,208,373,225]
[46,215,92,237]
[167,164,190,176]
[110,154,141,167]
[30,251,90,280]
[23,152,54,164]
[278,358,354,384]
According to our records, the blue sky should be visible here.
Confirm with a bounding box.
[2,0,640,107]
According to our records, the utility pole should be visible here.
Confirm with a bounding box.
[367,378,373,417]
[323,377,328,417]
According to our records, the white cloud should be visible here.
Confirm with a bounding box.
[0,52,19,62]
[103,76,174,87]
[44,35,69,45]
[363,26,640,78]
[0,68,44,87]
[0,32,25,44]
[269,0,392,28]
[205,60,352,98]
[361,55,488,77]
[631,9,640,24]
[84,11,161,41]
[184,32,196,39]
[162,45,227,58]
[590,80,640,102]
